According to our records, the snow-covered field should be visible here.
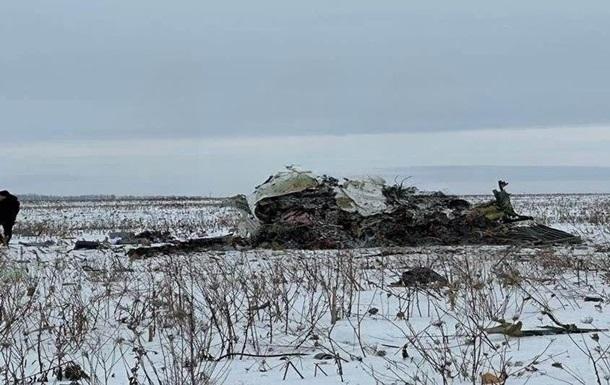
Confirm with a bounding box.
[1,194,609,385]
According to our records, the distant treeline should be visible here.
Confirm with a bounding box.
[19,194,222,202]
[18,192,605,203]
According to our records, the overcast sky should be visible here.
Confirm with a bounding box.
[2,1,610,194]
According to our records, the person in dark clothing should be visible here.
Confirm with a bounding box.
[0,190,20,246]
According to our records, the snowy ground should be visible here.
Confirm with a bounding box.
[1,194,609,385]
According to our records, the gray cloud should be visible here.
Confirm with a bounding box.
[3,1,610,142]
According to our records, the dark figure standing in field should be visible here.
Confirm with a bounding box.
[0,190,20,246]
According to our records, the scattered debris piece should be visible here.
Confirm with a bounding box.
[128,235,249,259]
[495,224,582,245]
[485,315,607,338]
[401,345,409,359]
[19,240,56,247]
[485,320,523,337]
[54,362,89,382]
[222,194,252,214]
[313,353,335,360]
[584,296,604,302]
[73,240,103,250]
[110,230,174,245]
[134,230,173,243]
[480,371,506,384]
[109,231,138,244]
[64,362,89,381]
[108,231,134,239]
[392,267,449,288]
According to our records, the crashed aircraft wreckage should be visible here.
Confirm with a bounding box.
[128,168,580,258]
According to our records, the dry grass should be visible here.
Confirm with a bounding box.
[1,195,610,384]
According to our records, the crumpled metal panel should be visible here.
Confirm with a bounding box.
[334,177,390,217]
[249,169,392,219]
[247,169,319,218]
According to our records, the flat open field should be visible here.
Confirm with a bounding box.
[1,194,610,384]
